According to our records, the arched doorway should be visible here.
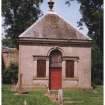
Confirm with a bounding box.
[49,49,62,90]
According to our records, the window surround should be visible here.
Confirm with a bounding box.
[33,56,49,79]
[63,56,79,79]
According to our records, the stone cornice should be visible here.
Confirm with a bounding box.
[32,55,80,61]
[18,38,92,47]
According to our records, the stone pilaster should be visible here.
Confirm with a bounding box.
[62,60,66,78]
[33,60,37,77]
[46,59,49,78]
[74,61,78,77]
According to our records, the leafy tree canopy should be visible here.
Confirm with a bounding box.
[2,0,43,47]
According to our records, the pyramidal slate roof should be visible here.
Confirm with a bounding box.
[19,11,91,40]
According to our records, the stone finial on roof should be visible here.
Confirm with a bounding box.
[48,0,54,11]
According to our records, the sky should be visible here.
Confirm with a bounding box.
[40,0,88,35]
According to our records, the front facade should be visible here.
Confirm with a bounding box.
[18,11,92,90]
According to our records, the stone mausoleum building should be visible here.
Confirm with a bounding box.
[18,1,92,90]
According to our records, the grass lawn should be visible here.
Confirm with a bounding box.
[63,86,103,105]
[2,85,103,105]
[2,85,57,105]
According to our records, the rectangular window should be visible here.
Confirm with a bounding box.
[37,60,46,77]
[66,60,74,77]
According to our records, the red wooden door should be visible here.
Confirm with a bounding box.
[49,68,62,90]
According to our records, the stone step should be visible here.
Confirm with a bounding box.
[49,90,58,94]
[64,97,71,100]
[50,95,58,100]
[64,100,84,104]
[46,89,64,105]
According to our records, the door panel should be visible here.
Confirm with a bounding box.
[49,68,62,90]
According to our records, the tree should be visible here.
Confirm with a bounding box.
[66,0,103,85]
[2,0,43,47]
[2,56,5,70]
[92,41,103,85]
[78,0,103,51]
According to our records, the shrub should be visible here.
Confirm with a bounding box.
[2,63,18,84]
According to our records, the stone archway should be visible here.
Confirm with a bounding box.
[49,49,62,90]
